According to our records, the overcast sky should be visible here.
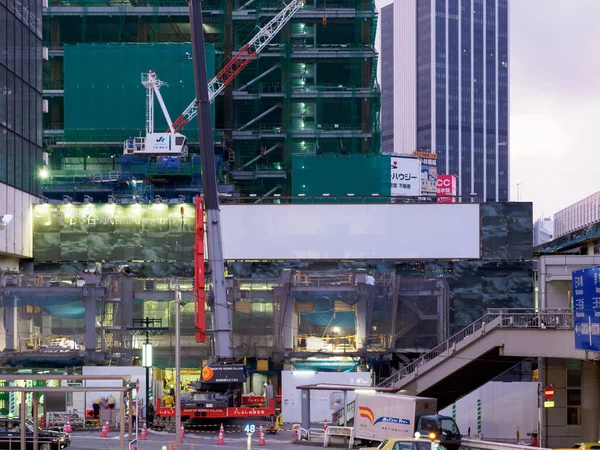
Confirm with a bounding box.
[374,0,600,220]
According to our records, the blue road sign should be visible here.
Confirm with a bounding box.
[573,265,600,352]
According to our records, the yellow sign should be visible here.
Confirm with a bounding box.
[544,401,555,408]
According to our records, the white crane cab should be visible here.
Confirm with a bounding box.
[124,133,188,157]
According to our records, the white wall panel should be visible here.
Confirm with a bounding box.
[281,371,372,423]
[220,204,480,260]
[440,381,538,440]
[0,183,36,261]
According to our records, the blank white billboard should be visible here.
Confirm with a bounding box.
[220,203,480,260]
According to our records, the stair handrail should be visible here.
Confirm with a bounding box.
[378,311,502,388]
[377,308,574,388]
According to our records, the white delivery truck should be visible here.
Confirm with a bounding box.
[353,392,461,450]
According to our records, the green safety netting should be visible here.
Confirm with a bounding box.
[63,43,215,143]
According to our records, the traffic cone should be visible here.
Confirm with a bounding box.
[258,425,266,445]
[139,423,147,441]
[100,422,109,438]
[190,443,194,450]
[323,419,328,431]
[217,423,225,445]
[180,425,185,443]
[63,421,72,433]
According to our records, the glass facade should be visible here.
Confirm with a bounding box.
[30,201,533,356]
[0,0,44,195]
[415,0,508,201]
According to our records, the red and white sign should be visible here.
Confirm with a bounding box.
[437,175,457,203]
[544,386,555,401]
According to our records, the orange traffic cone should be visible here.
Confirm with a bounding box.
[190,443,194,450]
[139,423,148,441]
[258,425,266,445]
[217,423,225,445]
[63,421,73,433]
[323,419,328,431]
[100,422,109,438]
[180,425,185,443]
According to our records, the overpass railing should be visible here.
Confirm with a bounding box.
[333,308,573,426]
[378,308,573,388]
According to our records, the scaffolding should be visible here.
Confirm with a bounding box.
[42,0,381,198]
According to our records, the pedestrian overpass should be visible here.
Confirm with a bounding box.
[334,308,590,424]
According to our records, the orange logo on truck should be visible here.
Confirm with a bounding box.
[202,365,214,381]
[358,406,375,424]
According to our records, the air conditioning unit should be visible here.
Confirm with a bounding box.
[42,99,49,113]
[42,47,49,61]
[43,152,49,166]
[42,0,48,8]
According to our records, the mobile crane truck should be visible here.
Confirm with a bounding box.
[153,0,300,424]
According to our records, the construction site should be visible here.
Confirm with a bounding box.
[42,0,381,201]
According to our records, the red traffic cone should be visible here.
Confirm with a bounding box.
[100,422,109,438]
[139,423,148,441]
[63,421,72,433]
[180,425,185,442]
[258,425,266,445]
[190,443,194,450]
[323,419,328,431]
[217,423,225,445]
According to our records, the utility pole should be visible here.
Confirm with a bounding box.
[175,284,182,450]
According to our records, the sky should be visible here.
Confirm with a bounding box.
[373,0,600,220]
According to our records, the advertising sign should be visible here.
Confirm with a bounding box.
[412,151,437,196]
[437,175,457,203]
[420,165,438,196]
[390,156,420,197]
[572,266,600,352]
[201,364,248,383]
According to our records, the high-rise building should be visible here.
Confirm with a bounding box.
[380,0,509,201]
[41,0,381,200]
[380,3,394,154]
[0,0,44,268]
[533,217,553,246]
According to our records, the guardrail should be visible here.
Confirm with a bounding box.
[461,438,551,450]
[323,426,355,449]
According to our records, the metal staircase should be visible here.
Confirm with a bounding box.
[332,308,574,426]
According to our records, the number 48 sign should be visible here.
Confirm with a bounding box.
[244,423,256,434]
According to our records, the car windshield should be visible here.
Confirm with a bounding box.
[440,418,460,436]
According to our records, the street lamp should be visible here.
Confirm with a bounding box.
[130,318,167,428]
[142,340,153,430]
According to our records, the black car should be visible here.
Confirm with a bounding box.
[0,418,71,450]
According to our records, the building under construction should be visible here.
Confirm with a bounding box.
[42,0,381,200]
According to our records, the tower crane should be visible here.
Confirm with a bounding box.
[171,0,305,134]
[123,0,304,157]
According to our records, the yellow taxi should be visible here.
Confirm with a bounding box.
[360,434,446,450]
[554,443,600,450]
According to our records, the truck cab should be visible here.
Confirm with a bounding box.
[415,415,461,450]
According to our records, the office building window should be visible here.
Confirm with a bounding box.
[566,359,581,425]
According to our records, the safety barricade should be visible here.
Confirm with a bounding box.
[323,426,354,449]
